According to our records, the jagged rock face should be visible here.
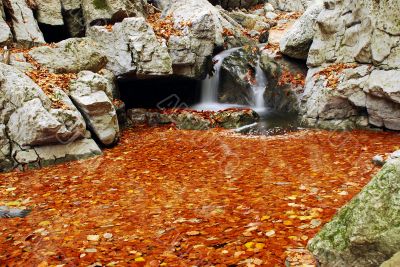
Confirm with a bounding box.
[300,0,400,130]
[0,63,103,171]
[87,17,172,77]
[10,0,45,46]
[308,0,400,68]
[29,38,108,73]
[280,2,323,60]
[69,71,119,146]
[308,158,400,266]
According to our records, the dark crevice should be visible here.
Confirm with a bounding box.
[118,76,202,109]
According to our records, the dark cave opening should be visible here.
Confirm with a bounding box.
[38,23,71,43]
[118,76,202,110]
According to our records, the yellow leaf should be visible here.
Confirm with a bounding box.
[134,257,145,262]
[244,242,254,249]
[38,221,51,227]
[255,243,265,249]
[283,220,293,226]
[5,201,21,207]
[261,215,270,221]
[288,236,298,240]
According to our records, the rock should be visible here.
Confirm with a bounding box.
[126,108,259,129]
[264,3,274,12]
[0,63,86,147]
[280,3,323,60]
[260,49,307,113]
[364,70,400,104]
[81,0,146,27]
[0,124,12,171]
[165,0,254,78]
[217,0,261,10]
[265,11,278,20]
[390,150,400,160]
[268,0,315,12]
[372,155,385,166]
[29,38,108,73]
[308,159,400,266]
[34,138,101,167]
[212,109,259,129]
[36,0,64,25]
[381,251,400,267]
[69,71,120,146]
[253,20,270,32]
[10,0,45,47]
[87,17,172,77]
[219,47,258,106]
[228,10,262,30]
[8,53,35,73]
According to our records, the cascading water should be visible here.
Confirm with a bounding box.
[192,47,269,115]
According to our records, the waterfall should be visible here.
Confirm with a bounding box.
[193,47,268,114]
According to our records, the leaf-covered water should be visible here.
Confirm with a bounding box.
[1,127,400,266]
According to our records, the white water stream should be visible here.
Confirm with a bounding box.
[192,48,269,115]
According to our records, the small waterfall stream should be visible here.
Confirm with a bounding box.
[192,47,268,115]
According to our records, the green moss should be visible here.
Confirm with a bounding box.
[93,0,107,10]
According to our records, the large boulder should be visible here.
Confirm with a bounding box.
[10,0,45,46]
[309,159,400,266]
[280,2,323,60]
[87,17,172,77]
[29,38,108,73]
[69,71,120,145]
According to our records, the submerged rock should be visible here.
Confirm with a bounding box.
[309,158,400,266]
[127,108,259,130]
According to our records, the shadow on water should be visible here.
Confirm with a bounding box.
[240,111,302,136]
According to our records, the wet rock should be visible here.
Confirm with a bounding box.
[280,3,323,60]
[219,47,259,106]
[165,0,255,78]
[10,0,45,47]
[372,155,385,166]
[69,71,120,146]
[260,49,307,113]
[126,108,259,129]
[309,158,400,266]
[87,17,172,77]
[29,38,107,73]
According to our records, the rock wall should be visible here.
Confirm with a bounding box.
[300,0,400,130]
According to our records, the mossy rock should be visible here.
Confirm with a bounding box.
[308,159,400,266]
